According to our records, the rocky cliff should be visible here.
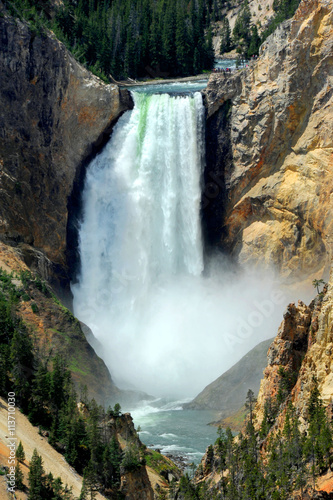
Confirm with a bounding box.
[0,3,132,293]
[193,263,333,497]
[203,0,333,283]
[254,263,333,431]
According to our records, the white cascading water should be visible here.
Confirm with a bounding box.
[72,90,288,398]
[72,92,206,394]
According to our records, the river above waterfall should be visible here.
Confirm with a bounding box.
[118,60,237,95]
[121,78,209,94]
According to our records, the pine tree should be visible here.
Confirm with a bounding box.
[149,11,161,70]
[9,324,34,411]
[233,0,251,42]
[245,389,256,425]
[15,462,25,491]
[79,475,88,500]
[81,463,99,500]
[29,361,51,427]
[16,441,26,463]
[259,397,278,439]
[204,26,215,71]
[304,380,333,485]
[175,2,192,75]
[220,17,231,54]
[247,25,261,58]
[86,399,102,467]
[215,426,228,478]
[121,442,142,473]
[28,449,45,500]
[102,437,121,488]
[161,3,176,73]
[193,47,201,75]
[49,355,70,414]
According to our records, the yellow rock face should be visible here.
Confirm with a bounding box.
[204,0,333,283]
[254,263,333,432]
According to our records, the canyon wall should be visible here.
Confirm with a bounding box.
[0,3,134,406]
[195,263,333,496]
[0,241,121,405]
[203,0,333,283]
[254,263,333,431]
[0,3,132,291]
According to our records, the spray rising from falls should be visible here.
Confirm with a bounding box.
[72,91,287,398]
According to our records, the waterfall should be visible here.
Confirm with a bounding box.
[72,91,206,395]
[72,89,286,398]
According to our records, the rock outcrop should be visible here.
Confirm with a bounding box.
[0,4,132,292]
[203,0,333,282]
[194,263,333,496]
[120,468,154,500]
[254,263,333,431]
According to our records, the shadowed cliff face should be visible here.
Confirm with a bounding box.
[203,0,333,282]
[0,7,132,291]
[0,241,121,404]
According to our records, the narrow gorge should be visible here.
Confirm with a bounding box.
[0,0,333,497]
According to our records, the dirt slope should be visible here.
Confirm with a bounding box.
[0,397,106,499]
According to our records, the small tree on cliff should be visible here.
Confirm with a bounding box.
[304,379,332,485]
[312,278,325,294]
[28,449,45,500]
[80,463,99,500]
[245,389,256,425]
[15,462,25,491]
[233,0,251,44]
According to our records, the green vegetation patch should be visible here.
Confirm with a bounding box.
[68,359,89,377]
[145,449,179,475]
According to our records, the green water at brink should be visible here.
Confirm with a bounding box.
[125,79,209,95]
[129,400,220,467]
[120,60,237,95]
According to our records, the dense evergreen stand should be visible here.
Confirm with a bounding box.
[3,0,216,80]
[0,269,137,499]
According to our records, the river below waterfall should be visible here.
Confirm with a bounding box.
[128,399,220,468]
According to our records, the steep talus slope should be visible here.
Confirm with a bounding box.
[0,3,132,290]
[0,241,120,405]
[185,338,272,416]
[203,0,333,282]
[0,398,157,500]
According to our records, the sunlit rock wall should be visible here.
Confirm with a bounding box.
[203,0,333,282]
